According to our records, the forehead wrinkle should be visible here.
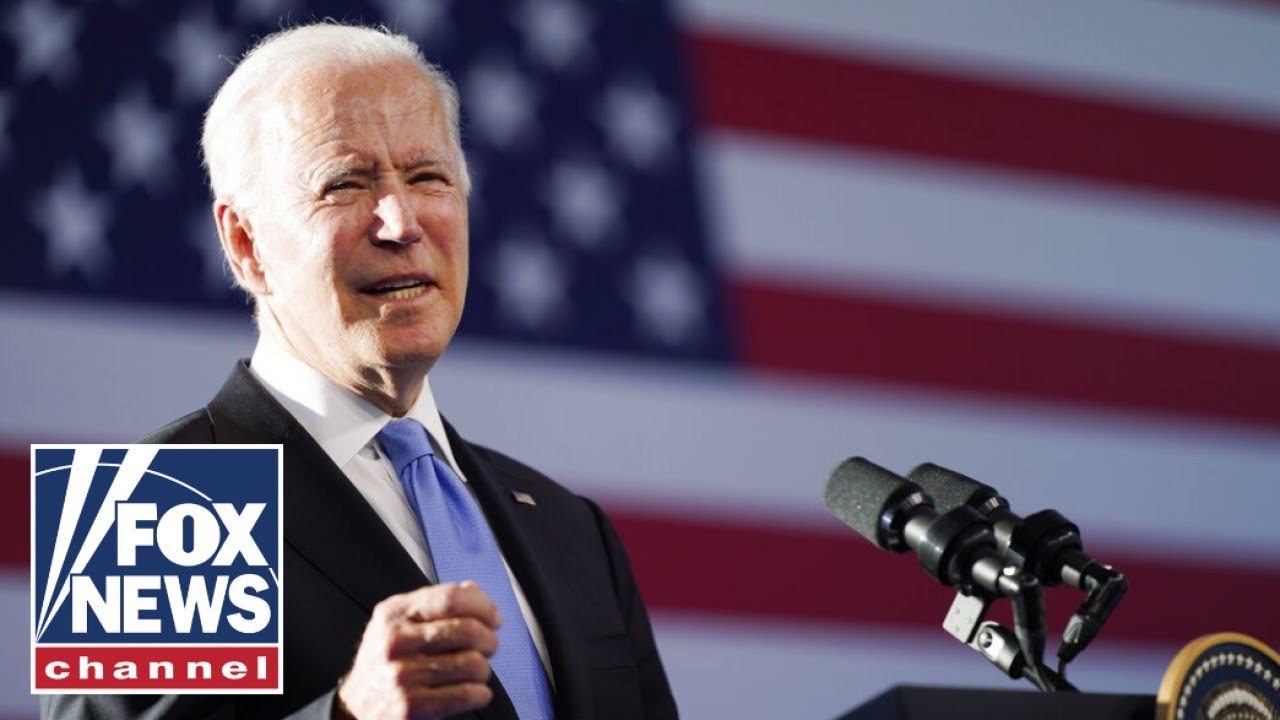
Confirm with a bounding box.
[278,94,444,156]
[252,61,459,194]
[280,64,439,130]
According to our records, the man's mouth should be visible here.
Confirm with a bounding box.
[361,278,433,300]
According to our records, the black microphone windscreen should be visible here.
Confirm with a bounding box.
[824,457,913,548]
[908,462,998,513]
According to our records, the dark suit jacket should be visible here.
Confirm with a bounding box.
[41,361,678,720]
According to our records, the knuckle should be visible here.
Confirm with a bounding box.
[471,624,499,654]
[355,634,388,662]
[425,683,491,716]
[407,689,446,718]
[466,683,494,707]
[453,617,482,643]
[421,619,450,646]
[422,617,484,651]
[462,651,491,680]
[365,623,404,657]
[437,583,464,611]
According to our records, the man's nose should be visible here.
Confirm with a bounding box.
[373,185,424,244]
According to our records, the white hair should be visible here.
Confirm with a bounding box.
[201,22,469,208]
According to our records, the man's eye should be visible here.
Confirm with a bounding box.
[411,173,447,185]
[325,180,359,193]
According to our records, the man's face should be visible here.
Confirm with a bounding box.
[243,60,468,385]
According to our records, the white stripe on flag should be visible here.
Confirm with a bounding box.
[678,0,1280,121]
[704,132,1280,343]
[4,571,38,717]
[431,343,1280,565]
[5,301,1280,565]
[0,295,254,441]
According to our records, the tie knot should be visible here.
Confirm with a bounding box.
[377,418,435,475]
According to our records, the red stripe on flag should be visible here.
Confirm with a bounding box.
[731,277,1280,430]
[686,29,1280,211]
[609,508,1280,648]
[7,451,1276,646]
[0,454,27,567]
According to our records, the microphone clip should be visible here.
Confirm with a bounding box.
[942,573,1076,692]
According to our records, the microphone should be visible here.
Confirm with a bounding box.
[824,457,1053,685]
[823,457,1020,598]
[906,462,1126,665]
[823,457,1087,691]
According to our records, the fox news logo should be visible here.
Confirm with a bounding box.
[31,445,283,693]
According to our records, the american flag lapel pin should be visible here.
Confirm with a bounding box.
[510,490,536,506]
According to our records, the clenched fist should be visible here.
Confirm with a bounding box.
[335,581,502,720]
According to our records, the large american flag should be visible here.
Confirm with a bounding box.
[3,0,1279,717]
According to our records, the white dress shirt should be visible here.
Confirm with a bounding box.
[249,336,553,679]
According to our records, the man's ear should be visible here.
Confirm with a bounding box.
[214,201,269,295]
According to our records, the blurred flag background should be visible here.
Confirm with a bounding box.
[3,0,1279,717]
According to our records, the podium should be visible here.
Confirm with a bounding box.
[836,685,1155,720]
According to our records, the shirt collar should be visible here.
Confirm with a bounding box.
[248,334,459,471]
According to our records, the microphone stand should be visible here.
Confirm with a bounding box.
[942,575,1076,692]
[1058,568,1127,672]
[995,508,1129,677]
[828,460,1120,691]
[897,502,1075,691]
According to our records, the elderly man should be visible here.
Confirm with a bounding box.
[42,22,677,720]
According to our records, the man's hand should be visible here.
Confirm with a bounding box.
[335,581,501,720]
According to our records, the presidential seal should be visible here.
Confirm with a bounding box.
[1157,632,1280,720]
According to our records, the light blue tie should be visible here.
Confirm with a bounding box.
[377,418,555,720]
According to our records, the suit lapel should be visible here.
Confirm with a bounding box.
[206,363,519,720]
[446,421,593,720]
[206,362,428,610]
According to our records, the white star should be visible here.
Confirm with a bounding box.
[163,10,237,103]
[187,209,238,298]
[465,58,538,150]
[599,76,676,170]
[371,0,452,38]
[627,250,705,347]
[514,0,594,72]
[545,155,620,248]
[0,91,12,164]
[489,230,569,331]
[4,0,80,86]
[33,170,112,284]
[98,86,176,194]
